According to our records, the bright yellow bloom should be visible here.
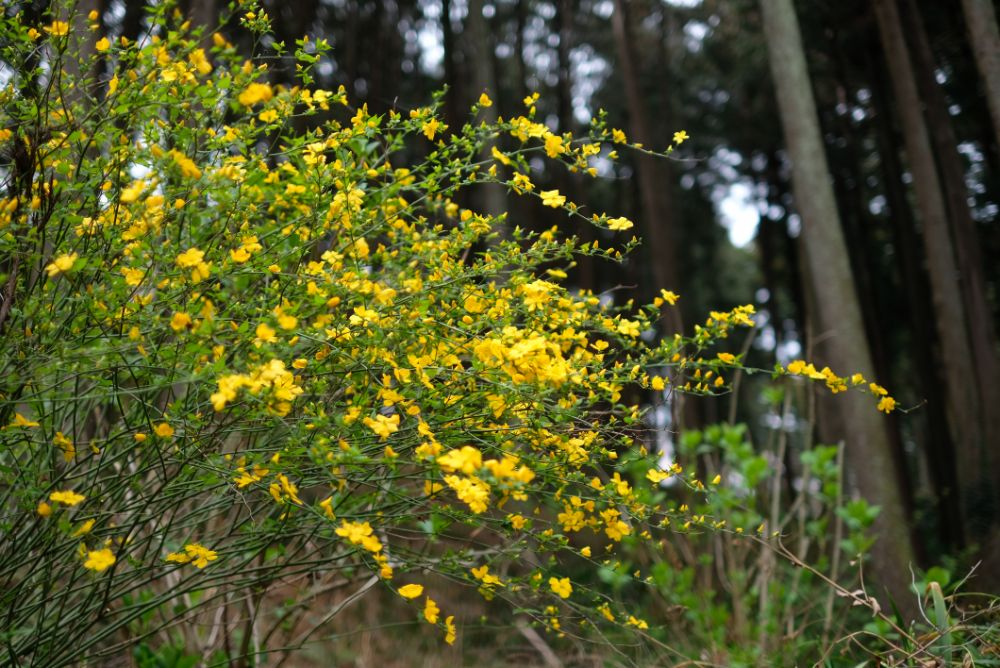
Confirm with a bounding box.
[424,597,440,623]
[544,134,567,158]
[540,189,566,208]
[672,130,689,144]
[45,253,78,278]
[398,584,424,599]
[549,576,572,599]
[10,412,40,428]
[478,92,493,107]
[83,548,116,572]
[170,312,193,332]
[45,21,70,37]
[444,615,456,645]
[95,37,110,52]
[166,543,218,568]
[154,422,174,438]
[37,501,52,517]
[255,323,277,345]
[877,396,897,414]
[50,490,85,506]
[607,216,633,231]
[422,117,441,140]
[238,82,274,106]
[335,520,383,553]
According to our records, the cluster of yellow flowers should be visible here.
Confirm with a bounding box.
[0,4,899,659]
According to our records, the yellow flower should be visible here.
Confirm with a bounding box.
[54,431,75,461]
[50,490,86,506]
[166,543,218,568]
[95,37,110,52]
[424,597,440,623]
[10,412,40,428]
[672,130,689,144]
[877,396,897,414]
[549,576,572,599]
[717,352,736,364]
[478,92,493,107]
[238,82,274,106]
[398,584,424,599]
[45,21,70,37]
[422,117,441,140]
[444,615,456,645]
[544,134,566,158]
[255,323,277,345]
[647,469,670,483]
[154,422,174,438]
[73,519,96,536]
[650,376,665,391]
[37,501,52,517]
[170,312,193,332]
[170,150,202,179]
[607,216,633,231]
[45,253,78,278]
[83,548,116,572]
[540,190,566,208]
[121,267,144,286]
[259,109,279,123]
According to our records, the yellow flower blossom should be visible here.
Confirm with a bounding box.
[540,189,566,208]
[424,597,440,623]
[549,576,572,599]
[45,253,78,278]
[83,548,116,572]
[50,490,86,506]
[166,543,218,568]
[398,584,424,599]
[238,82,273,106]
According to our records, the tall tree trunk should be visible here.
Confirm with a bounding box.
[900,0,1000,524]
[868,46,965,552]
[960,0,1000,152]
[440,0,461,133]
[759,0,917,614]
[465,0,506,219]
[872,0,996,548]
[611,0,682,333]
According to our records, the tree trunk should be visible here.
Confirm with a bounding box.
[900,0,1000,525]
[872,0,996,547]
[960,0,1000,152]
[868,45,965,552]
[611,0,682,334]
[465,0,507,219]
[759,0,917,615]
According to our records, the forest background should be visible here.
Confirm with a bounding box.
[3,0,1000,665]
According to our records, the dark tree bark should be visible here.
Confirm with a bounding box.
[872,0,997,552]
[959,0,1000,152]
[900,0,1000,531]
[611,0,682,333]
[760,0,917,615]
[868,45,965,552]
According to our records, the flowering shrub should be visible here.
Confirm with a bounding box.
[0,2,899,664]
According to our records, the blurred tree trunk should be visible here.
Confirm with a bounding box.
[440,0,461,131]
[900,0,1000,519]
[759,0,917,614]
[873,0,999,550]
[611,0,682,334]
[466,0,506,220]
[960,0,1000,152]
[868,46,965,552]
